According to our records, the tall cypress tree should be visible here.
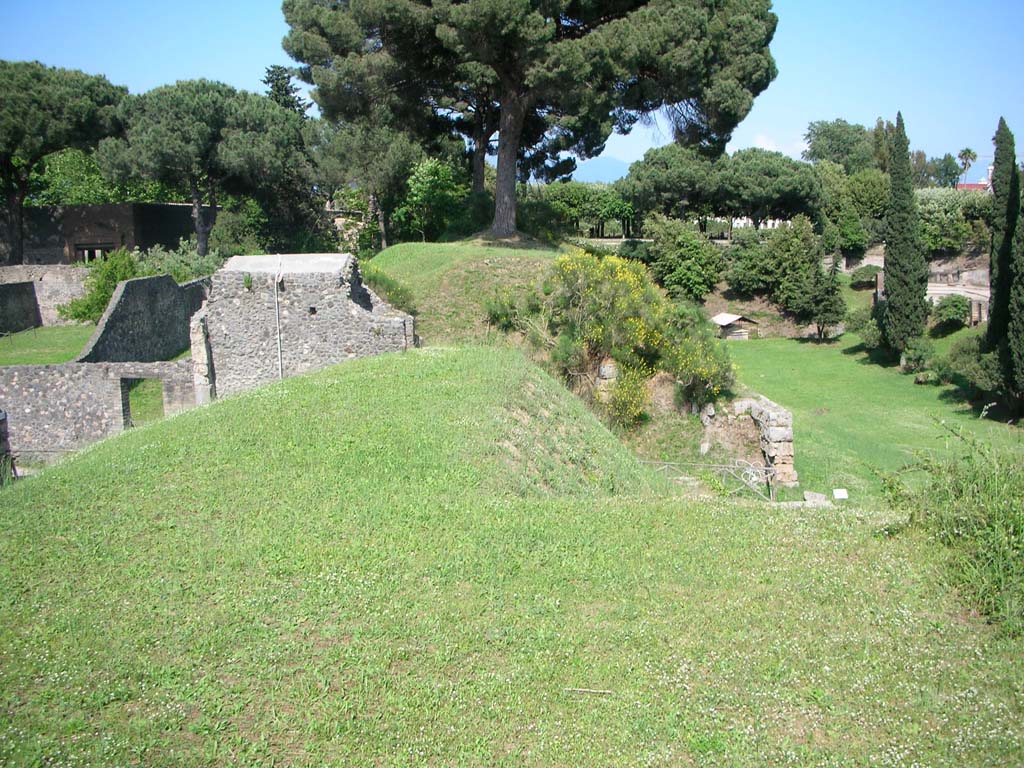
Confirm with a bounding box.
[882,112,928,353]
[987,117,1020,346]
[1008,192,1024,412]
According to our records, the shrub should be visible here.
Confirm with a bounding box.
[767,215,824,317]
[502,248,734,420]
[915,188,974,255]
[483,289,520,332]
[724,228,772,296]
[59,249,145,323]
[617,238,651,264]
[846,306,883,348]
[645,214,722,301]
[607,367,650,426]
[897,438,1024,635]
[931,294,970,331]
[849,264,882,288]
[361,263,418,316]
[901,336,935,373]
[934,335,1004,397]
[393,158,469,242]
[139,240,225,283]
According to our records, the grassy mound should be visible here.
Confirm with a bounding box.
[2,348,1024,764]
[369,242,558,344]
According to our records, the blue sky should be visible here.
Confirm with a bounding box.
[3,0,1022,182]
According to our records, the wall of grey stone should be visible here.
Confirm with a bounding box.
[77,275,209,363]
[0,265,88,326]
[0,282,42,334]
[0,360,194,463]
[200,259,414,396]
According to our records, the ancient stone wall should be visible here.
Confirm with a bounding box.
[77,275,209,363]
[0,265,87,326]
[0,282,42,334]
[0,361,194,463]
[199,257,415,396]
[732,395,798,487]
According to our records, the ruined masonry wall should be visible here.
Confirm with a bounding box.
[77,275,209,363]
[0,283,41,334]
[200,261,414,396]
[0,265,87,326]
[0,361,194,463]
[733,395,798,486]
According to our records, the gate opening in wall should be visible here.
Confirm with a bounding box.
[120,378,166,428]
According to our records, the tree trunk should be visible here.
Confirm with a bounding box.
[472,146,487,196]
[490,93,526,238]
[190,179,217,257]
[4,188,25,266]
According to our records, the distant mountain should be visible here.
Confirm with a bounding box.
[570,156,631,183]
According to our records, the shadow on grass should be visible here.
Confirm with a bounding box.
[839,342,901,368]
[793,336,843,346]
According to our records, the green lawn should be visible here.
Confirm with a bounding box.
[0,325,94,365]
[370,242,559,344]
[729,335,1023,499]
[2,346,1022,765]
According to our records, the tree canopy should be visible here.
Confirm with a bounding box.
[98,79,312,256]
[717,148,819,229]
[881,112,927,353]
[283,0,778,238]
[802,119,875,174]
[1,60,126,264]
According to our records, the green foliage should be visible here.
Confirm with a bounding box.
[393,158,469,242]
[916,188,974,255]
[607,367,650,426]
[534,249,733,411]
[58,241,223,324]
[900,439,1024,635]
[931,294,970,331]
[849,264,882,288]
[645,214,723,301]
[882,113,928,352]
[59,249,142,323]
[724,228,772,296]
[361,262,418,316]
[935,335,1005,398]
[27,148,176,206]
[617,238,651,264]
[845,305,883,349]
[617,144,719,222]
[766,215,823,317]
[285,0,778,235]
[717,148,820,228]
[0,61,126,263]
[901,336,935,373]
[98,80,312,256]
[262,64,310,117]
[847,168,890,222]
[138,240,225,284]
[803,119,875,174]
[809,262,847,339]
[988,118,1020,348]
[1008,193,1024,409]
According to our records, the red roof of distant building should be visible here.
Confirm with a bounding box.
[957,183,989,192]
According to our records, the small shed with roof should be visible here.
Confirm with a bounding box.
[710,312,758,341]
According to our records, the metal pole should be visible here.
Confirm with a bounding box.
[274,255,284,381]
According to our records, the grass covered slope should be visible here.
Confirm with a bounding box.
[369,242,558,344]
[730,336,1024,498]
[2,348,1024,764]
